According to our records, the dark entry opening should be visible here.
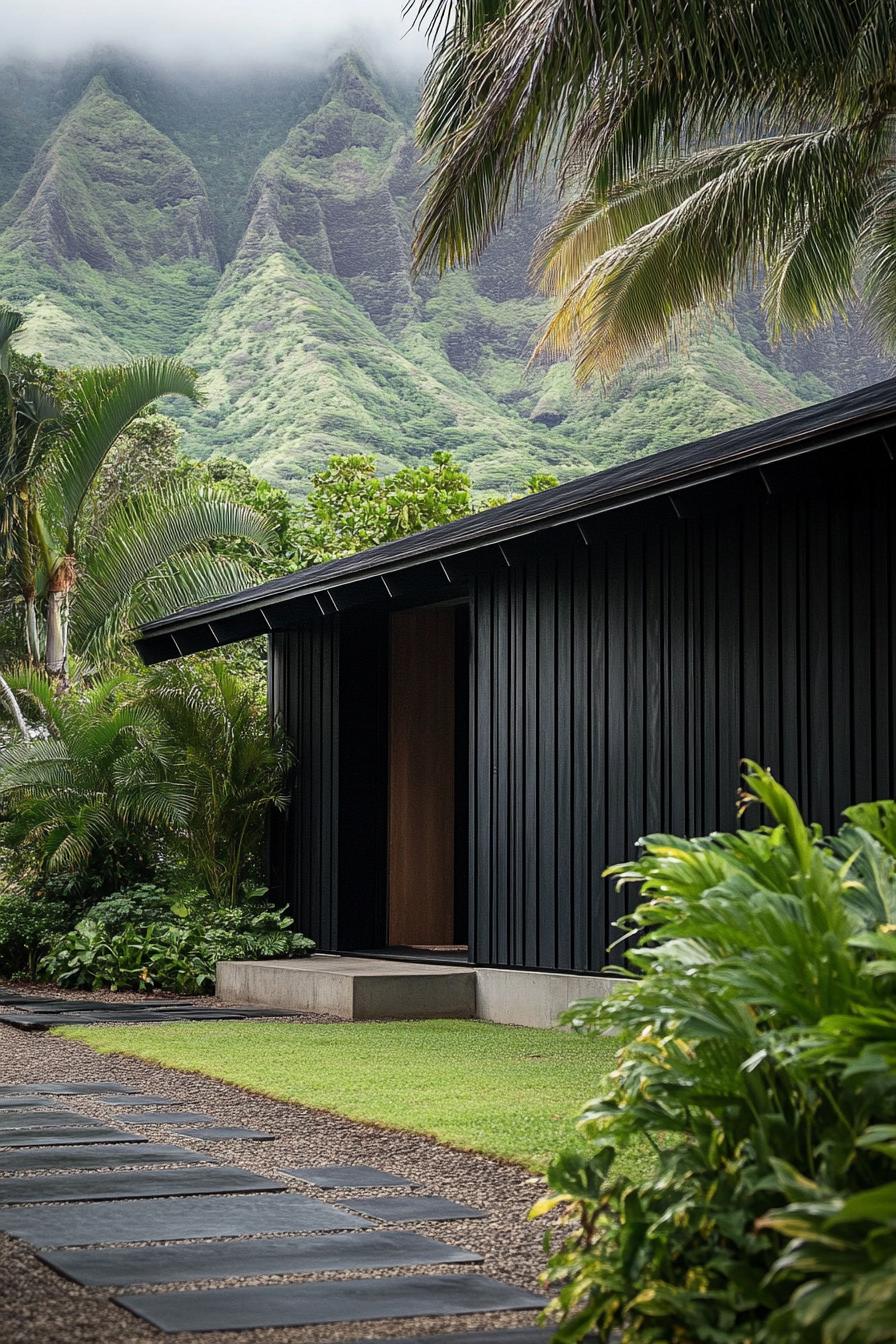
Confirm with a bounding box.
[336,603,469,959]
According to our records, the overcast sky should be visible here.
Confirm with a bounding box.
[0,1,430,70]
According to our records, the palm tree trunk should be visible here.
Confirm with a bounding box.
[45,591,67,680]
[45,558,75,684]
[24,597,41,663]
[0,671,28,741]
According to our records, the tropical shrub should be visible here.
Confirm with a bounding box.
[0,669,183,900]
[41,893,314,994]
[140,660,291,906]
[80,884,181,935]
[0,890,70,978]
[537,764,896,1344]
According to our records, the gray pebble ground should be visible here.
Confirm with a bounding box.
[0,984,555,1344]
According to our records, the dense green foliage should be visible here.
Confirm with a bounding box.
[0,660,289,903]
[0,311,272,678]
[59,1017,628,1171]
[0,889,69,979]
[41,887,313,994]
[537,765,896,1343]
[1,49,883,499]
[412,1,896,383]
[140,661,290,907]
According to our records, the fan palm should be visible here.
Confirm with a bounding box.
[409,0,896,380]
[0,306,274,680]
[0,667,187,893]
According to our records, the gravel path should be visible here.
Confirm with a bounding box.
[0,1007,555,1344]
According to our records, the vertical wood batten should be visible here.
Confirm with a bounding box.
[468,447,896,974]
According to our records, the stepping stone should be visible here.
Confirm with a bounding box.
[0,1192,373,1246]
[113,1111,219,1125]
[0,1110,92,1129]
[0,1164,285,1204]
[0,1082,136,1095]
[39,1228,482,1286]
[334,1196,487,1223]
[0,1098,65,1110]
[95,1096,175,1107]
[175,1126,275,1141]
[114,1272,544,1333]
[0,1143,217,1173]
[285,1165,416,1189]
[0,1127,142,1147]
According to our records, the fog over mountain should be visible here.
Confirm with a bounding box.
[0,0,428,70]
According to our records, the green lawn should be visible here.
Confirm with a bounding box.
[59,1017,630,1172]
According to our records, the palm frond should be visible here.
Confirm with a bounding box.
[859,173,896,352]
[71,483,272,658]
[39,358,199,545]
[0,306,24,372]
[533,128,876,380]
[412,0,864,270]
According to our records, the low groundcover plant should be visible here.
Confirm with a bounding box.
[40,884,314,994]
[537,763,896,1344]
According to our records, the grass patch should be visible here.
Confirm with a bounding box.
[58,1017,643,1173]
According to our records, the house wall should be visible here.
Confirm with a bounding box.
[271,434,896,974]
[469,438,896,971]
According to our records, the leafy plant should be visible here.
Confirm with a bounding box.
[140,659,291,907]
[0,669,185,898]
[0,890,70,978]
[41,895,314,994]
[81,884,180,936]
[535,763,896,1344]
[0,307,274,681]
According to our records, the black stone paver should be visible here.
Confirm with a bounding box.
[0,1097,67,1110]
[0,1126,142,1147]
[174,1126,275,1140]
[284,1165,416,1189]
[0,1143,217,1172]
[93,1095,175,1107]
[334,1196,487,1222]
[114,1273,543,1333]
[39,1229,482,1286]
[112,1110,219,1125]
[0,1110,94,1129]
[0,1164,285,1204]
[0,1192,374,1245]
[0,1082,136,1095]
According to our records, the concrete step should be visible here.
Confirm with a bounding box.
[216,956,477,1021]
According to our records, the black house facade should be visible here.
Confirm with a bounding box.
[137,381,896,976]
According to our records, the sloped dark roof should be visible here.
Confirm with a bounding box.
[136,376,896,662]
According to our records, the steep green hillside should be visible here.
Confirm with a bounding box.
[0,75,220,358]
[0,49,890,496]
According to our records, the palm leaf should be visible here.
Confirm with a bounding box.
[39,358,199,546]
[0,306,24,372]
[533,128,877,380]
[71,484,273,657]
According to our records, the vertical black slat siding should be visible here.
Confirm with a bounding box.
[268,623,338,949]
[469,443,896,972]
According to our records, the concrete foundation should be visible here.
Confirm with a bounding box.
[216,956,477,1021]
[217,956,617,1028]
[473,966,617,1028]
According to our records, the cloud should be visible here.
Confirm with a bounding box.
[0,0,430,71]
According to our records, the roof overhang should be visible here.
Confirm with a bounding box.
[136,378,896,664]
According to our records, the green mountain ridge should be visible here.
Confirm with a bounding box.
[0,49,891,496]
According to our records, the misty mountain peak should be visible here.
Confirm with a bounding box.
[326,51,393,118]
[0,77,219,274]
